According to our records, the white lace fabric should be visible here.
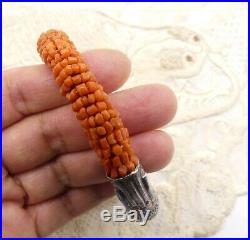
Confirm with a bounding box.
[3,2,248,237]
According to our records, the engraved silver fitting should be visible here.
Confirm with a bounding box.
[108,164,159,220]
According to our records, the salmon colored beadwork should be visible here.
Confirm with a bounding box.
[37,29,138,178]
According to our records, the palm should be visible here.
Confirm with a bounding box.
[2,50,176,237]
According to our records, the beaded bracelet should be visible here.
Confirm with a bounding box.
[37,30,158,219]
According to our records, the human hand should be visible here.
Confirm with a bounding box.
[2,50,177,237]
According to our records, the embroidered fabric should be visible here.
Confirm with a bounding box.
[3,2,247,237]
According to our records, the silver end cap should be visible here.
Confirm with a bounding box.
[108,164,159,220]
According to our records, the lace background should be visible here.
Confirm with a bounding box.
[3,2,248,237]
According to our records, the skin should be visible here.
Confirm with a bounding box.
[2,49,177,237]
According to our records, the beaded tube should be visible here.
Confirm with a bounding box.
[37,30,138,179]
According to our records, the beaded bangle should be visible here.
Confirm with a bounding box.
[37,30,158,220]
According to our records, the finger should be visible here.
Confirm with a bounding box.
[3,49,131,129]
[27,183,114,237]
[2,166,26,204]
[15,130,173,204]
[3,84,177,174]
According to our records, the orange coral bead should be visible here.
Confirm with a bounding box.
[96,126,106,136]
[86,81,98,93]
[67,89,79,103]
[72,63,80,73]
[86,104,98,115]
[60,58,68,68]
[81,96,88,107]
[88,94,96,104]
[118,165,128,177]
[99,137,109,149]
[95,113,105,125]
[79,63,87,73]
[55,75,64,86]
[65,65,73,75]
[112,144,123,156]
[89,128,98,140]
[88,116,96,127]
[123,141,133,155]
[64,76,73,87]
[80,72,92,82]
[108,109,117,118]
[60,48,71,58]
[72,97,84,112]
[112,156,122,168]
[58,69,67,81]
[126,161,135,172]
[121,128,129,139]
[121,151,130,164]
[94,89,105,101]
[76,108,88,120]
[111,118,122,129]
[114,129,123,143]
[80,119,89,128]
[96,101,107,111]
[131,156,139,165]
[101,110,110,121]
[102,149,111,159]
[111,168,118,179]
[60,84,71,96]
[106,100,113,109]
[103,121,113,134]
[72,74,82,85]
[53,63,63,77]
[68,56,78,64]
[76,83,88,96]
[107,133,117,145]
